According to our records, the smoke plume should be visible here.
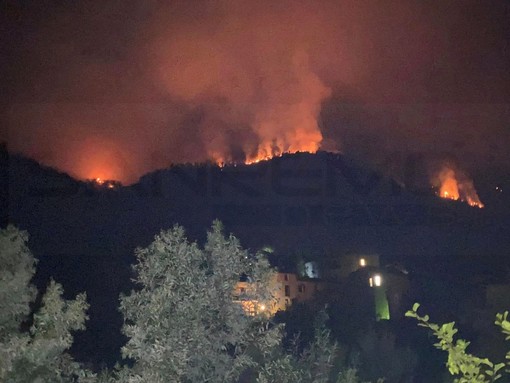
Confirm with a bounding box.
[2,0,509,183]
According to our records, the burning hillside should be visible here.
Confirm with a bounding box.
[4,2,510,186]
[234,140,321,166]
[90,177,121,190]
[433,165,484,208]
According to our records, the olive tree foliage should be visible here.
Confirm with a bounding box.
[0,225,94,382]
[406,303,510,383]
[0,225,37,336]
[117,221,281,383]
[256,312,384,383]
[256,317,338,383]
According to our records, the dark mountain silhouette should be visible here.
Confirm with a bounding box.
[4,147,510,367]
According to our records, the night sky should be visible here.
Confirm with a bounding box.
[2,0,510,184]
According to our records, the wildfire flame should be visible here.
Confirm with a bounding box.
[438,169,460,200]
[215,145,319,166]
[211,142,320,167]
[213,130,323,166]
[435,165,484,208]
[245,138,321,165]
[205,50,329,168]
[91,177,120,189]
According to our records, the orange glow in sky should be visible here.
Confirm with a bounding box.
[67,137,128,183]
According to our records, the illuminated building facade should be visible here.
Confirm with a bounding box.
[234,272,324,316]
[234,255,409,321]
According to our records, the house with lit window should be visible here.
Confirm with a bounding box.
[234,272,325,316]
[342,256,410,321]
[317,253,410,321]
[234,253,409,320]
[323,253,381,279]
[271,272,325,313]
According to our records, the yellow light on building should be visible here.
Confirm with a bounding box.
[360,258,366,267]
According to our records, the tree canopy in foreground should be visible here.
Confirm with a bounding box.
[0,225,93,382]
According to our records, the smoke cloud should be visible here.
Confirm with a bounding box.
[2,0,509,183]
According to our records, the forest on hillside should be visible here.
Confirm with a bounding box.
[2,224,510,383]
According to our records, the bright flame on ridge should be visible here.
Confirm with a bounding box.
[435,165,484,208]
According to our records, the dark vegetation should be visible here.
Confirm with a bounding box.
[2,144,510,382]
